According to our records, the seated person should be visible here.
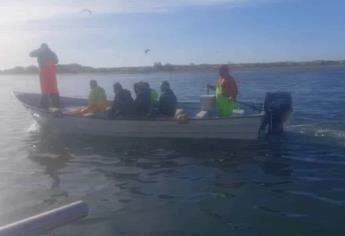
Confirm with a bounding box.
[108,83,135,119]
[158,81,177,117]
[142,82,158,106]
[78,80,107,115]
[142,82,159,116]
[134,82,151,117]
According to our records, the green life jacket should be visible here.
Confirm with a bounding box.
[215,83,234,118]
[150,89,158,104]
[88,86,107,106]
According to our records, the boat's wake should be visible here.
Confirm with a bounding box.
[286,123,345,146]
[27,121,40,133]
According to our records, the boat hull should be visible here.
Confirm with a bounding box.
[15,92,263,140]
[32,110,262,140]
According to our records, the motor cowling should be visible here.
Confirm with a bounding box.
[260,92,292,134]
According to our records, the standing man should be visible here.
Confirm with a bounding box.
[208,65,238,117]
[30,43,60,109]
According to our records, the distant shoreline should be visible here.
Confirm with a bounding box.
[1,60,345,75]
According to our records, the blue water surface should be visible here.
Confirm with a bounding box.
[0,66,344,235]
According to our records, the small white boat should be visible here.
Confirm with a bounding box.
[14,92,264,140]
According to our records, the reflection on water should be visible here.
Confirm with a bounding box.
[28,133,72,191]
[20,131,345,236]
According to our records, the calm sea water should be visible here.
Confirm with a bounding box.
[0,67,345,235]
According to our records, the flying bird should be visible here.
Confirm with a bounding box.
[145,49,151,54]
[81,9,93,15]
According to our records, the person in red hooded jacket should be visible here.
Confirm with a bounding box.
[30,43,60,109]
[208,65,238,117]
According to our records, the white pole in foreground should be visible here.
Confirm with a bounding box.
[0,200,88,236]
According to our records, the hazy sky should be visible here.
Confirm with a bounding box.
[0,0,345,69]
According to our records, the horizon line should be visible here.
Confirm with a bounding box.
[3,58,345,70]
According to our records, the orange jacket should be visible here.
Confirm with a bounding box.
[39,63,58,95]
[217,65,238,99]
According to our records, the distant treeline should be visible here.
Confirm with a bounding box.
[1,60,345,75]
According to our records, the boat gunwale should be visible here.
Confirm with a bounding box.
[14,91,264,122]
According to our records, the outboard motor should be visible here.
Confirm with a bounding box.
[260,92,292,134]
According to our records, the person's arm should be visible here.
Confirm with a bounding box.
[108,100,117,119]
[207,84,215,90]
[173,93,178,107]
[158,95,168,114]
[52,51,59,64]
[157,96,163,111]
[88,90,96,106]
[29,49,40,57]
[135,94,144,111]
